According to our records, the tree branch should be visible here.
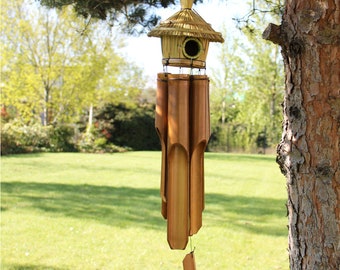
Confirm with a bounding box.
[262,23,283,45]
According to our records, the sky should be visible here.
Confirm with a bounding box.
[117,0,250,86]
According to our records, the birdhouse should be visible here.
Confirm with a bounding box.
[148,0,224,69]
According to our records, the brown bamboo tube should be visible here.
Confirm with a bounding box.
[167,74,190,250]
[189,75,210,235]
[183,252,196,270]
[156,73,169,219]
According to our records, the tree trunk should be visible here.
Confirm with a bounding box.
[87,104,94,134]
[264,0,340,268]
[43,86,50,126]
[89,104,93,127]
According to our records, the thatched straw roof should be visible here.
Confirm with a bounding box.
[148,8,224,43]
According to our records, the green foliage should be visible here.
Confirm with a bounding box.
[39,0,168,33]
[95,103,160,150]
[209,30,248,152]
[233,0,283,35]
[0,114,80,154]
[1,1,92,125]
[1,0,146,127]
[209,18,284,152]
[1,121,51,155]
[38,0,205,34]
[49,125,77,152]
[0,121,80,155]
[236,15,284,150]
[0,127,25,155]
[256,129,269,153]
[0,120,132,154]
[77,128,128,153]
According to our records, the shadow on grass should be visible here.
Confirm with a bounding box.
[206,193,287,237]
[1,182,286,236]
[1,181,163,230]
[206,152,276,162]
[3,264,69,270]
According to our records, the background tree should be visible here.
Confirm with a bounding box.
[1,0,146,127]
[1,0,95,125]
[236,27,284,153]
[79,35,145,133]
[210,29,244,152]
[1,0,148,153]
[209,19,283,153]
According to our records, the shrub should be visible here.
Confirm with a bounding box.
[77,130,128,153]
[0,122,77,155]
[49,125,77,152]
[0,121,51,155]
[95,103,160,150]
[1,124,25,155]
[94,137,107,148]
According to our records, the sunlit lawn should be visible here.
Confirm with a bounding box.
[1,152,288,269]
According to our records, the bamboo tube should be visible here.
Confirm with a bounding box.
[156,73,169,219]
[183,252,196,270]
[167,74,190,250]
[167,146,189,249]
[189,75,210,235]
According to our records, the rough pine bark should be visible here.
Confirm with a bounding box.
[265,0,340,269]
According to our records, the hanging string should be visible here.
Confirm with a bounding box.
[183,237,196,270]
[189,236,195,253]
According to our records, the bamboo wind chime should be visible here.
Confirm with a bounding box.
[148,0,223,267]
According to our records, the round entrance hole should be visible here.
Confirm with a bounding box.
[183,38,202,59]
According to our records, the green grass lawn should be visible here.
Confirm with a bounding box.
[1,152,288,269]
